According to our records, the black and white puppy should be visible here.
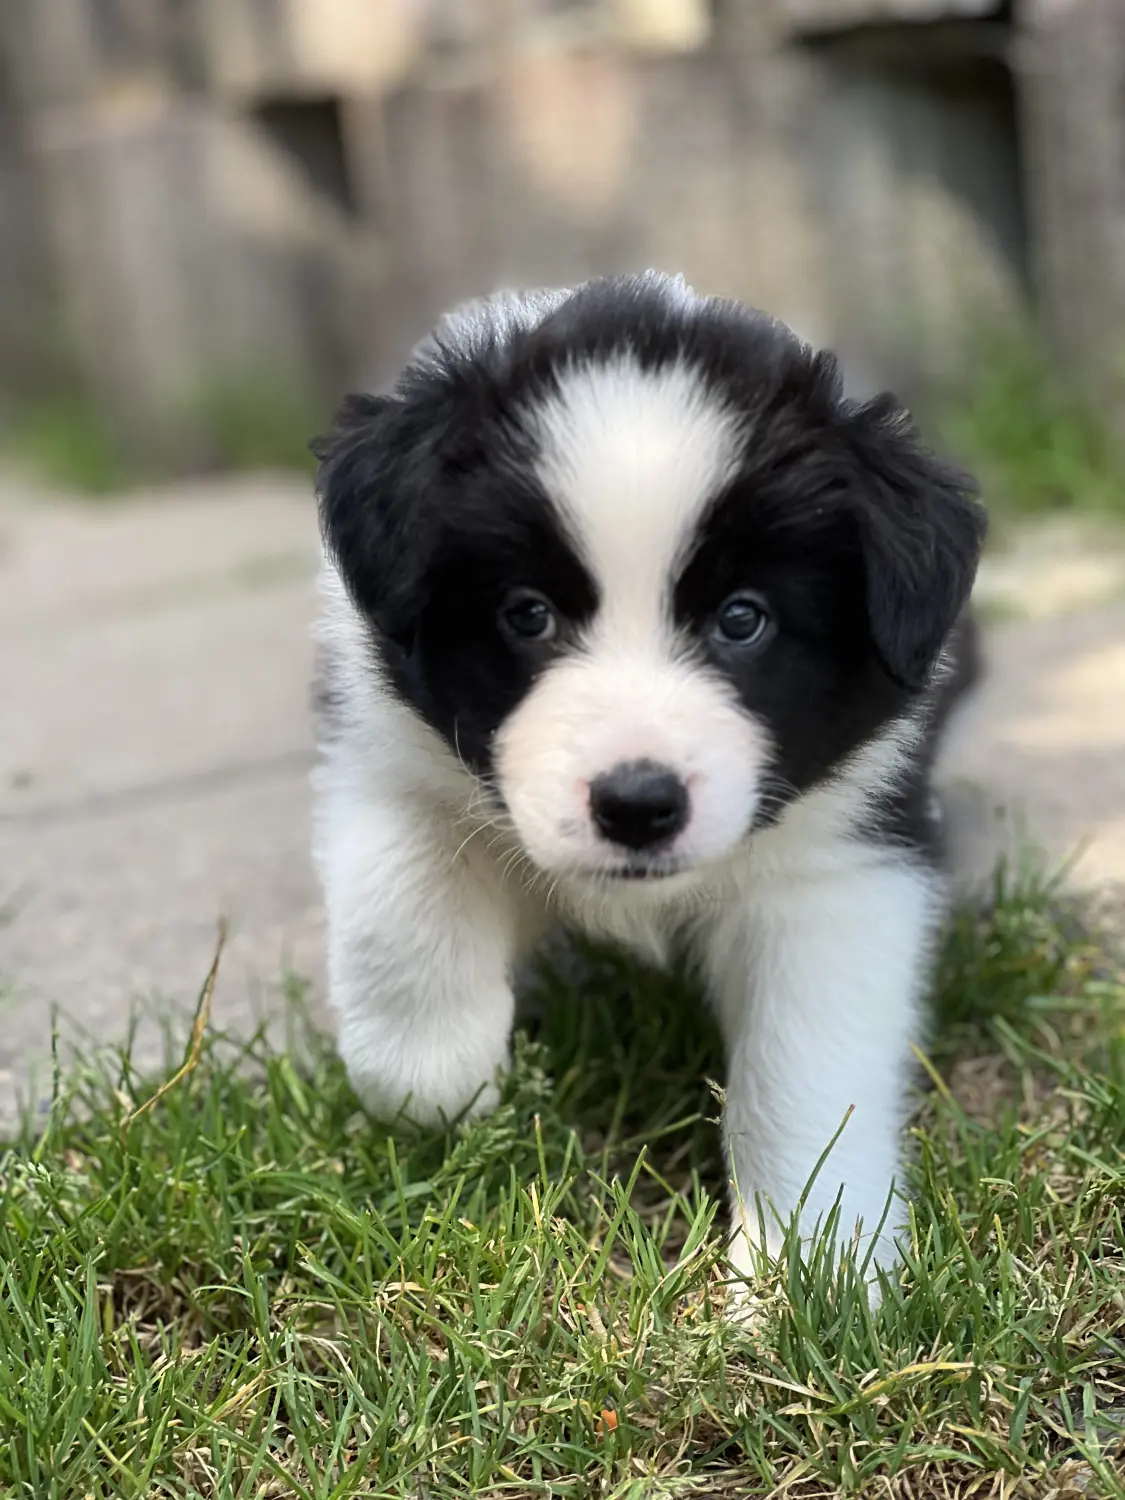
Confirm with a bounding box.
[311,271,986,1284]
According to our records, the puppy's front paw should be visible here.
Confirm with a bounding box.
[348,1065,504,1126]
[724,1213,896,1321]
[339,1027,508,1127]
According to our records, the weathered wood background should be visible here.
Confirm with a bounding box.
[0,0,1119,455]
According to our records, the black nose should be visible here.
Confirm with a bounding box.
[588,760,689,851]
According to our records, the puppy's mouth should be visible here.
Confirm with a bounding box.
[596,860,689,882]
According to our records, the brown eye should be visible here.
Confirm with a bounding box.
[715,592,772,647]
[500,590,557,642]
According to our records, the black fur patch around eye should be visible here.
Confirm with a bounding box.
[385,475,600,776]
[673,477,908,812]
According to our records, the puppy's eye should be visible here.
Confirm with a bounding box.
[500,590,558,643]
[714,591,772,647]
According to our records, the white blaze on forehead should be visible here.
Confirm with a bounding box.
[531,358,745,638]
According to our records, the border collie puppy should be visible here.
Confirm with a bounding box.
[311,272,985,1285]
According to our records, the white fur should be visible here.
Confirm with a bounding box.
[496,360,772,883]
[533,357,744,615]
[313,333,946,1294]
[703,844,937,1283]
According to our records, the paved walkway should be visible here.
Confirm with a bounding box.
[2,476,1124,1125]
[0,473,325,1123]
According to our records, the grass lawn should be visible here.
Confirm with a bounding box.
[2,863,1123,1499]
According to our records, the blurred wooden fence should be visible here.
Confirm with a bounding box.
[0,0,1120,460]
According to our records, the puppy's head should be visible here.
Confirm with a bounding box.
[315,273,985,886]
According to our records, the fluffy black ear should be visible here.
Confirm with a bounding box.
[843,394,987,690]
[312,393,434,650]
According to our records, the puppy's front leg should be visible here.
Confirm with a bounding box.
[317,793,528,1125]
[699,858,940,1286]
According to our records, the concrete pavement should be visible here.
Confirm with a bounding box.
[0,472,325,1124]
[2,474,1124,1126]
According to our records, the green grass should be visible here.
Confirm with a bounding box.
[3,376,321,496]
[3,390,129,496]
[934,332,1125,522]
[181,378,321,480]
[2,866,1124,1498]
